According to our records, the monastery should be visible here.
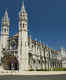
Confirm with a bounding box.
[0,2,66,72]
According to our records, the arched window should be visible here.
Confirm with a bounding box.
[4,28,6,32]
[23,23,24,28]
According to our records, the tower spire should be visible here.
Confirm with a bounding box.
[0,10,10,63]
[3,10,9,21]
[22,1,24,9]
[4,10,8,18]
[1,10,10,48]
[18,2,29,71]
[2,10,9,26]
[21,1,26,13]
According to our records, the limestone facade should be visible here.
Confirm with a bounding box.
[0,2,66,72]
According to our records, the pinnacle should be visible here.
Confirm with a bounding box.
[22,1,25,9]
[4,10,8,20]
[21,2,26,12]
[2,10,9,25]
[5,10,8,16]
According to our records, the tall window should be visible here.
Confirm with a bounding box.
[4,28,6,32]
[23,23,24,28]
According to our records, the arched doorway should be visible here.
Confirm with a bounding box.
[2,55,19,70]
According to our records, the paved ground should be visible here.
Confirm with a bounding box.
[0,71,66,75]
[0,75,66,80]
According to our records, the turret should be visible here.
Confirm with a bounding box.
[19,2,27,31]
[1,10,9,49]
[0,10,9,65]
[18,2,29,71]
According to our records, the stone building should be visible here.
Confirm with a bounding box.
[0,2,66,72]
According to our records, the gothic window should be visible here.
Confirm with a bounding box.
[32,45,33,48]
[4,28,6,32]
[23,23,24,28]
[28,42,30,46]
[33,59,35,64]
[22,14,25,17]
[39,60,40,64]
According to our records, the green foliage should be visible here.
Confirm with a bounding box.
[29,68,66,71]
[52,68,66,71]
[36,69,51,71]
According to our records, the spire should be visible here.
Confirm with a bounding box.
[22,1,25,9]
[21,2,26,13]
[4,10,9,20]
[2,10,9,26]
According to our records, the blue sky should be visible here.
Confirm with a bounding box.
[0,0,66,50]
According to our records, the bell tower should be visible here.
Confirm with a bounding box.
[18,2,29,71]
[0,10,9,64]
[1,10,9,49]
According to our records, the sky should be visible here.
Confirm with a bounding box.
[0,0,66,50]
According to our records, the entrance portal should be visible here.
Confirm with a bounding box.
[2,55,19,70]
